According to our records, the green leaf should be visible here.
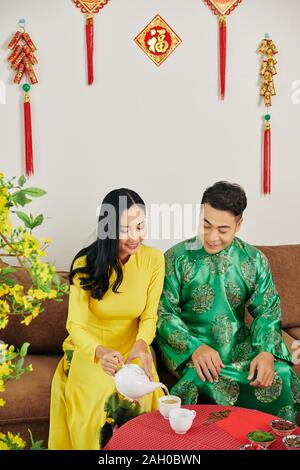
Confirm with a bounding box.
[28,428,34,445]
[28,429,46,450]
[11,190,31,207]
[18,175,26,187]
[32,214,44,229]
[25,188,47,198]
[30,440,45,450]
[5,352,18,361]
[0,266,17,275]
[3,278,16,286]
[16,357,24,369]
[16,211,32,228]
[38,285,51,293]
[52,273,61,286]
[19,342,30,358]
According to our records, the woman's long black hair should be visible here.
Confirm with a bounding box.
[69,188,146,300]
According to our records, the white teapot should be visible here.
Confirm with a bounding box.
[114,364,165,400]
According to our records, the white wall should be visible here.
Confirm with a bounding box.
[1,0,300,270]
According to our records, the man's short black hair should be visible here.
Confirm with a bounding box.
[201,181,247,217]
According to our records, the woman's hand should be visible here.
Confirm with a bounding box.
[126,339,153,380]
[95,345,124,376]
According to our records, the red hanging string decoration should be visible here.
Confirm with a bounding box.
[219,15,227,100]
[7,20,38,177]
[203,1,243,99]
[258,35,278,195]
[86,14,94,85]
[73,1,111,85]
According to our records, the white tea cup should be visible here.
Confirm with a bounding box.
[158,395,181,419]
[169,408,196,434]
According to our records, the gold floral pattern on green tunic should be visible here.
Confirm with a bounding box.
[181,258,196,284]
[245,284,259,311]
[241,259,257,289]
[260,251,270,272]
[165,250,176,277]
[205,253,231,276]
[167,330,190,354]
[260,304,281,322]
[264,284,277,303]
[162,354,178,377]
[291,375,300,404]
[185,359,197,371]
[157,310,174,329]
[250,321,261,341]
[262,330,282,354]
[162,289,181,313]
[213,377,240,406]
[278,405,296,422]
[225,282,243,309]
[191,284,215,314]
[254,374,283,403]
[235,325,250,343]
[231,338,252,371]
[211,314,233,345]
[172,380,198,405]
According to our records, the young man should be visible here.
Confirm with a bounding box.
[157,181,300,420]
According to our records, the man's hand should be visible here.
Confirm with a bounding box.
[192,344,225,383]
[126,339,153,380]
[248,352,275,388]
[96,345,124,376]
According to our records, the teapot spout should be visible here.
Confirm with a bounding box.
[147,381,165,394]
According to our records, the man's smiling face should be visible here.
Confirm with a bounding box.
[199,203,243,254]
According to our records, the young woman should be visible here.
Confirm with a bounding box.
[48,189,165,449]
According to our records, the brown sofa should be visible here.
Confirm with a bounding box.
[1,244,300,447]
[0,268,69,448]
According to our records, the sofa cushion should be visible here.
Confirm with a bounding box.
[285,327,300,341]
[0,355,61,448]
[256,245,300,329]
[2,266,69,354]
[0,355,60,424]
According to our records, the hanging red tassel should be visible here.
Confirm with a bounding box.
[73,1,111,84]
[204,1,242,99]
[23,85,34,177]
[263,121,271,195]
[219,15,227,100]
[86,14,94,85]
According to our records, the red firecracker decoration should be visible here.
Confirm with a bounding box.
[258,34,278,195]
[7,20,38,177]
[73,0,111,85]
[203,1,243,99]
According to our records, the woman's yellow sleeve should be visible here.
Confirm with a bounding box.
[136,253,165,345]
[66,268,99,363]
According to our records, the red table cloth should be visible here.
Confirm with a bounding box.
[104,404,300,450]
